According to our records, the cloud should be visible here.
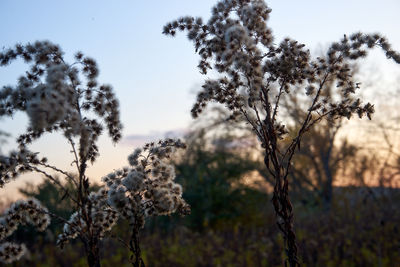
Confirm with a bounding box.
[120,128,188,147]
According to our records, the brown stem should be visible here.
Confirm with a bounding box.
[84,238,101,267]
[265,153,299,267]
[129,220,145,267]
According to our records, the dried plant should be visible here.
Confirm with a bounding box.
[102,139,189,267]
[0,198,50,263]
[0,40,122,266]
[0,41,189,266]
[163,0,400,265]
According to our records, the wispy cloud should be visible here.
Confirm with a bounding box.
[120,128,188,147]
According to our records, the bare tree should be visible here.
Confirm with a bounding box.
[276,89,358,208]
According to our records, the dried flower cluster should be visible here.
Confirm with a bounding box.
[56,188,119,248]
[56,138,189,267]
[164,0,400,265]
[0,148,41,187]
[108,138,189,267]
[0,198,50,263]
[0,41,123,266]
[103,138,189,227]
[0,41,122,166]
[0,41,190,266]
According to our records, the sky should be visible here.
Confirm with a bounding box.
[0,0,399,199]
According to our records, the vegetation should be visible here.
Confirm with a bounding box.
[3,131,400,266]
[1,0,400,266]
[163,0,400,265]
[0,42,188,267]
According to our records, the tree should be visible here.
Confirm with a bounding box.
[0,41,189,267]
[277,88,359,208]
[356,88,400,189]
[163,0,400,265]
[285,121,357,208]
[174,127,267,231]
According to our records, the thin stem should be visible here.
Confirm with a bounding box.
[37,162,78,187]
[129,221,145,267]
[28,165,78,205]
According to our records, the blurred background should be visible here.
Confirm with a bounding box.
[1,0,400,266]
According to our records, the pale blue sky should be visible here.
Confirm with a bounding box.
[1,0,399,135]
[0,1,399,198]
